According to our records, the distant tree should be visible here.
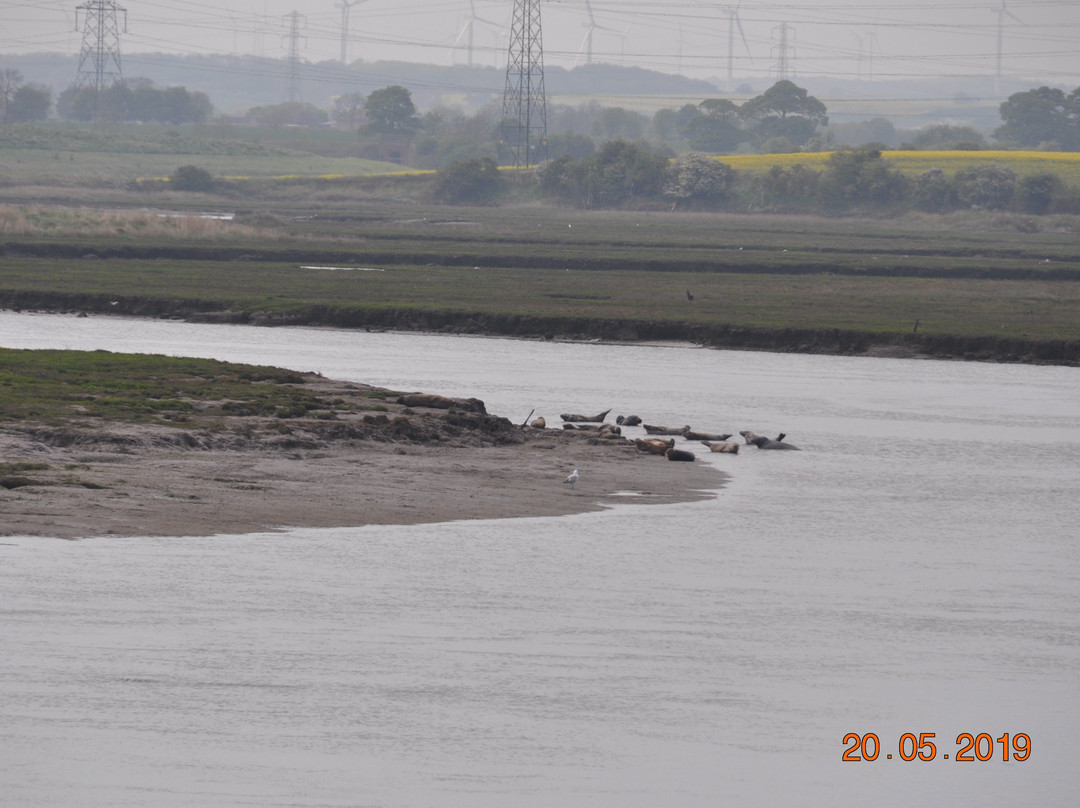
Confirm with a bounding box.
[538,140,668,208]
[0,68,54,122]
[363,85,420,138]
[0,68,23,121]
[698,98,740,120]
[830,117,898,149]
[759,136,798,154]
[578,139,669,207]
[432,157,504,204]
[913,167,956,212]
[910,123,987,150]
[650,107,681,141]
[954,164,1016,210]
[650,103,704,144]
[169,165,216,192]
[683,116,744,152]
[663,152,734,208]
[537,155,581,204]
[739,80,828,148]
[332,92,366,130]
[57,86,93,120]
[547,130,595,160]
[591,106,647,141]
[683,98,743,152]
[752,163,820,212]
[246,101,327,127]
[817,148,907,210]
[128,84,211,124]
[994,86,1080,150]
[56,83,140,122]
[1014,173,1064,214]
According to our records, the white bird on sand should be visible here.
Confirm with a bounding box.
[563,469,579,488]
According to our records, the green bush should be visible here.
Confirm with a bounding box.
[169,164,216,192]
[432,157,504,204]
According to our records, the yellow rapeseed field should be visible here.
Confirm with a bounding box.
[721,151,1080,183]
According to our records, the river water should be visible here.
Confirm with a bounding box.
[1,311,1078,807]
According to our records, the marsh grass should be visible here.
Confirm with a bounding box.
[0,348,340,427]
[2,201,1078,342]
[0,206,272,240]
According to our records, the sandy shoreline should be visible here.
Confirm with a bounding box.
[1,376,726,539]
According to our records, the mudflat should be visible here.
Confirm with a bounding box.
[1,375,725,539]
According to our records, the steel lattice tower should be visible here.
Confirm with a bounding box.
[772,23,794,81]
[285,11,305,102]
[74,0,127,92]
[500,0,547,168]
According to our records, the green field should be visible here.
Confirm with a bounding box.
[722,150,1080,185]
[2,123,1080,364]
[2,204,1078,349]
[0,123,403,184]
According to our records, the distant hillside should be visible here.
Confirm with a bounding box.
[0,52,718,115]
[3,51,1062,132]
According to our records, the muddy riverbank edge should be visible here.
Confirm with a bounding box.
[1,374,726,540]
[3,292,1078,366]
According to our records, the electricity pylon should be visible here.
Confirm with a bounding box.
[74,0,127,92]
[992,0,1021,95]
[500,0,547,168]
[771,22,794,81]
[285,11,305,102]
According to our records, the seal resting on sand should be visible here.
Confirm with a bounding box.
[702,441,739,454]
[644,424,690,436]
[665,447,696,462]
[749,436,800,451]
[398,393,486,413]
[634,437,674,455]
[561,408,611,423]
[683,430,732,441]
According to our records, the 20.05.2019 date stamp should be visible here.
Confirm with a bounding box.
[843,732,1031,762]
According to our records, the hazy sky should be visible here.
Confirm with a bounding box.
[3,0,1078,86]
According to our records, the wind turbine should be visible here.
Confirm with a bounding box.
[677,21,685,75]
[723,5,752,91]
[453,0,501,68]
[337,0,367,65]
[579,0,599,65]
[577,0,621,66]
[992,0,1022,93]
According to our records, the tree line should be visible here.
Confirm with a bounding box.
[3,65,1078,160]
[432,142,1079,216]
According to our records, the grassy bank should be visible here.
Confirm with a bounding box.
[0,348,345,427]
[3,125,1080,367]
[2,202,1080,364]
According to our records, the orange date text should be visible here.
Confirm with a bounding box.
[842,732,1031,762]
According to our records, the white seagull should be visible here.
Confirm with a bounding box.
[563,469,579,489]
